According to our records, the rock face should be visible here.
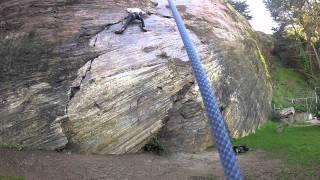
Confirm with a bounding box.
[279,107,295,118]
[0,0,272,154]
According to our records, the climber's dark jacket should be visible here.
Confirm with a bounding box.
[115,12,147,34]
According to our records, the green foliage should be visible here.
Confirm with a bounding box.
[264,0,305,23]
[0,177,24,180]
[227,0,252,20]
[144,137,169,155]
[233,121,320,165]
[206,144,216,149]
[299,44,313,79]
[271,65,314,111]
[264,0,320,77]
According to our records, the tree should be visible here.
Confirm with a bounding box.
[264,0,320,79]
[228,0,253,20]
[264,0,306,24]
[298,1,320,70]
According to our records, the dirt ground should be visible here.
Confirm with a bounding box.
[0,149,290,180]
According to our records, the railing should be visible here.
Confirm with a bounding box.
[274,87,319,114]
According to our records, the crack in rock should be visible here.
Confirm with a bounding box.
[65,57,96,113]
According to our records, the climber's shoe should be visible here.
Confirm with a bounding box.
[114,30,124,34]
[115,27,125,34]
[140,26,148,32]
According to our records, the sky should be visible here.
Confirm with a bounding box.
[246,0,276,34]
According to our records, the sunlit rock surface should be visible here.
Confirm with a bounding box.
[0,0,272,154]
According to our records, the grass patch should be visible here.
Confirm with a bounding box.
[0,176,24,180]
[272,66,314,111]
[233,121,320,165]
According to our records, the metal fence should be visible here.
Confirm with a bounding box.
[274,87,320,114]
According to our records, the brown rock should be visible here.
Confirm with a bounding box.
[0,0,272,154]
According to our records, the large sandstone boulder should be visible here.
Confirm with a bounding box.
[0,0,272,154]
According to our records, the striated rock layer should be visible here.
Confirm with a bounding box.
[0,0,272,154]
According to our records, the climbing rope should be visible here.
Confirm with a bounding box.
[167,0,242,179]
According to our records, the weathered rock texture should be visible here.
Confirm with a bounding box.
[0,0,272,154]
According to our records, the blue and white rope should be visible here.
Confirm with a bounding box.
[167,0,242,179]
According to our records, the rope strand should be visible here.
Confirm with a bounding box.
[167,0,242,179]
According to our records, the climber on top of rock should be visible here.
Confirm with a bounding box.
[115,8,148,34]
